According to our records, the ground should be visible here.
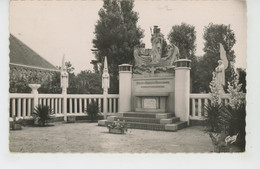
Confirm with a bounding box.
[9,122,213,153]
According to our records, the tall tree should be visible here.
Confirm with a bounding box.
[198,23,236,92]
[167,23,199,92]
[92,0,144,93]
[168,23,196,59]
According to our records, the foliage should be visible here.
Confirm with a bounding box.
[204,103,224,133]
[85,100,100,122]
[168,23,196,59]
[206,65,246,152]
[197,23,236,92]
[167,23,201,93]
[220,104,246,150]
[209,72,221,105]
[237,68,246,93]
[33,105,53,126]
[227,69,245,108]
[107,119,128,133]
[92,0,144,93]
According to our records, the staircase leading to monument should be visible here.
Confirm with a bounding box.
[98,112,188,131]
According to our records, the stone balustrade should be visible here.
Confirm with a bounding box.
[9,92,119,121]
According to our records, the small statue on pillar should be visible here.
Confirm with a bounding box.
[60,55,69,94]
[102,56,110,94]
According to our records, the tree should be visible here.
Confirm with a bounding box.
[168,23,196,59]
[167,23,199,92]
[77,70,102,94]
[92,0,144,93]
[198,23,236,92]
[237,68,246,93]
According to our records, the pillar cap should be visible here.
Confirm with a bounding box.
[174,59,191,69]
[119,64,132,72]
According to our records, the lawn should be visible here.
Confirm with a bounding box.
[9,122,213,153]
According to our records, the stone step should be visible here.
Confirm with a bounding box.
[103,120,187,131]
[165,121,188,131]
[118,112,174,119]
[114,116,180,124]
[127,122,165,131]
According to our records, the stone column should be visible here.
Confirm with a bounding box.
[60,56,68,122]
[174,59,191,124]
[29,84,41,109]
[119,64,132,112]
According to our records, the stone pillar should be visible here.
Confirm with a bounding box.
[102,56,110,119]
[60,56,68,122]
[174,59,191,124]
[119,64,132,112]
[29,84,41,109]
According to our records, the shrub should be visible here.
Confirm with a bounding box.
[33,105,53,126]
[86,101,99,122]
[204,103,224,133]
[221,103,246,151]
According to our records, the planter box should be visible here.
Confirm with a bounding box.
[67,116,76,123]
[12,124,22,130]
[109,128,124,134]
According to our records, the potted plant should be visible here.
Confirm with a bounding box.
[10,115,22,130]
[33,104,54,126]
[107,119,128,134]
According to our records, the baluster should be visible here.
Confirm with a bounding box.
[12,99,16,117]
[74,98,77,113]
[69,99,72,113]
[79,98,82,113]
[98,98,101,113]
[38,98,41,106]
[198,99,202,117]
[55,98,58,114]
[17,98,21,118]
[109,98,112,113]
[113,98,116,113]
[84,98,87,112]
[51,99,54,113]
[22,99,26,118]
[28,99,31,117]
[59,98,62,114]
[192,98,195,117]
[47,98,50,107]
[204,99,208,117]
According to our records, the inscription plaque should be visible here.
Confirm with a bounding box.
[143,98,157,109]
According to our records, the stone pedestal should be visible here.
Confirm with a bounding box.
[119,64,132,112]
[29,84,41,108]
[174,59,191,123]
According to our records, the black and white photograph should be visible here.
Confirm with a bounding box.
[1,0,260,168]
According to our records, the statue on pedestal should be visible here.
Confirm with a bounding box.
[133,26,180,75]
[215,43,228,93]
[60,55,69,94]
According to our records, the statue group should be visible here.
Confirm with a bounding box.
[134,26,180,74]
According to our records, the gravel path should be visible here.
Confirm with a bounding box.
[9,122,213,153]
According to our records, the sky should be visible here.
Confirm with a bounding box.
[9,0,247,73]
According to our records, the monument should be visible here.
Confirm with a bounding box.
[132,26,188,115]
[99,26,191,131]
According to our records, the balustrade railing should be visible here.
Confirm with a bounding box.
[9,93,119,120]
[189,93,245,120]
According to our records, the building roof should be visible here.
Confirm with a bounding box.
[9,34,57,70]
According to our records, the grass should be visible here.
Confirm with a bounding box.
[9,122,213,153]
